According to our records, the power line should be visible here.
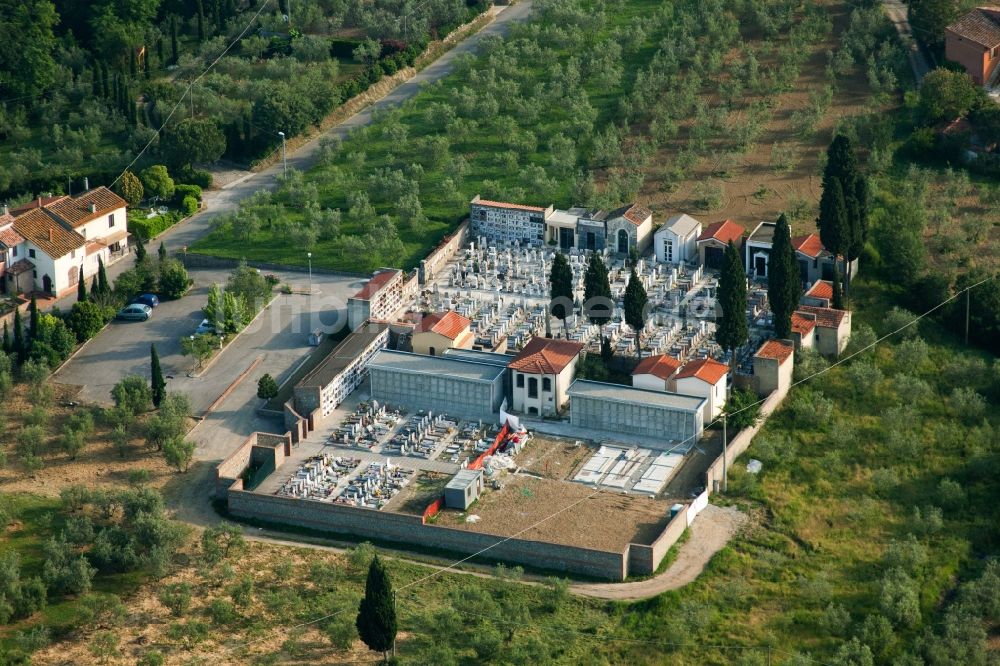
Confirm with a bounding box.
[109,0,275,188]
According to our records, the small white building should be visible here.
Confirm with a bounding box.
[411,311,473,356]
[673,357,729,421]
[753,339,794,396]
[654,214,701,265]
[801,280,834,308]
[745,221,776,281]
[631,354,682,392]
[797,305,852,357]
[508,337,583,416]
[444,468,483,510]
[790,312,816,350]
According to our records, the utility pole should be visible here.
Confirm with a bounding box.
[307,251,313,294]
[392,590,397,658]
[722,412,728,494]
[278,131,287,176]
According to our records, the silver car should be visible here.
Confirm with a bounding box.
[117,303,152,321]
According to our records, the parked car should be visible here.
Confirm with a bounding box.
[131,293,160,308]
[117,304,152,321]
[195,319,218,335]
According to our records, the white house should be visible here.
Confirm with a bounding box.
[673,357,729,421]
[631,354,682,392]
[411,311,473,356]
[654,214,701,265]
[745,221,776,281]
[796,305,852,357]
[508,337,584,416]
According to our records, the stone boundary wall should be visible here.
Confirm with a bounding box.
[216,432,292,497]
[704,386,788,493]
[420,219,470,283]
[627,504,690,574]
[225,488,628,580]
[179,252,366,278]
[282,401,309,443]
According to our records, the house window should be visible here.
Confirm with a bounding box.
[109,214,115,228]
[12,246,17,257]
[32,270,37,278]
[665,240,673,262]
[516,373,524,388]
[542,377,552,392]
[28,249,35,259]
[528,377,538,399]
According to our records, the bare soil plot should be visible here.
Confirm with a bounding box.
[389,471,451,515]
[513,434,592,481]
[436,475,671,551]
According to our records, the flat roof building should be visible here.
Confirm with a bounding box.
[368,349,507,421]
[445,468,484,510]
[568,379,705,449]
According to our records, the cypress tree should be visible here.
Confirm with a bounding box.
[817,178,849,269]
[151,344,166,407]
[97,256,110,295]
[28,296,38,340]
[77,266,87,302]
[134,234,147,261]
[356,555,397,661]
[158,242,168,262]
[716,241,748,367]
[91,274,99,296]
[13,307,25,365]
[171,15,179,64]
[129,49,138,79]
[548,252,574,338]
[832,265,845,310]
[767,214,801,339]
[623,266,648,358]
[197,0,206,42]
[583,252,613,326]
[2,321,10,355]
[821,135,868,303]
[91,62,102,98]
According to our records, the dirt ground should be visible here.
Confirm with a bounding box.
[609,0,886,239]
[390,471,451,515]
[436,475,671,551]
[514,434,592,481]
[0,384,188,497]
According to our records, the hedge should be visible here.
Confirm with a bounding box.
[128,211,182,241]
[175,184,202,202]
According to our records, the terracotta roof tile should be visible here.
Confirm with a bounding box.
[947,8,1000,48]
[791,312,816,335]
[608,203,652,226]
[352,269,401,300]
[755,339,794,362]
[674,357,729,384]
[44,187,126,228]
[12,208,85,258]
[805,280,833,301]
[792,233,825,259]
[508,337,584,374]
[9,196,68,217]
[697,219,744,244]
[0,225,25,248]
[632,354,682,381]
[473,198,547,213]
[418,311,471,339]
[797,305,848,328]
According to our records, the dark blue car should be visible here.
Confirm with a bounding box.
[131,293,160,308]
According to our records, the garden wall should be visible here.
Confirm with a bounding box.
[179,252,365,278]
[216,431,292,497]
[704,386,788,493]
[419,219,470,283]
[627,504,689,575]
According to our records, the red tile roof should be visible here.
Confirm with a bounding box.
[9,196,68,217]
[508,337,584,374]
[792,233,825,258]
[12,208,86,258]
[675,357,729,384]
[473,198,546,213]
[44,187,126,228]
[609,203,652,226]
[352,269,400,300]
[797,305,848,328]
[805,280,833,301]
[755,339,794,363]
[632,354,682,381]
[0,225,24,248]
[697,219,744,245]
[947,7,1000,48]
[791,312,816,335]
[417,311,471,339]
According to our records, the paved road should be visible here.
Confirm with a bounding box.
[46,0,534,318]
[882,0,931,85]
[55,269,359,416]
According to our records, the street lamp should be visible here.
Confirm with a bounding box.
[307,251,313,294]
[277,131,287,176]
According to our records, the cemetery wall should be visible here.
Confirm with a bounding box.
[216,432,292,497]
[705,386,787,493]
[226,488,629,580]
[420,218,470,283]
[626,505,689,575]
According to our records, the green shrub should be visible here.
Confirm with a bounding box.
[174,183,202,201]
[128,212,182,241]
[181,195,198,216]
[180,168,213,188]
[158,260,190,300]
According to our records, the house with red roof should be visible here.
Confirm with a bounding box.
[674,357,729,421]
[790,311,817,350]
[508,337,584,416]
[802,279,834,308]
[631,354,683,392]
[791,233,857,286]
[412,311,473,356]
[796,305,852,356]
[753,339,794,395]
[946,7,1000,85]
[696,219,744,270]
